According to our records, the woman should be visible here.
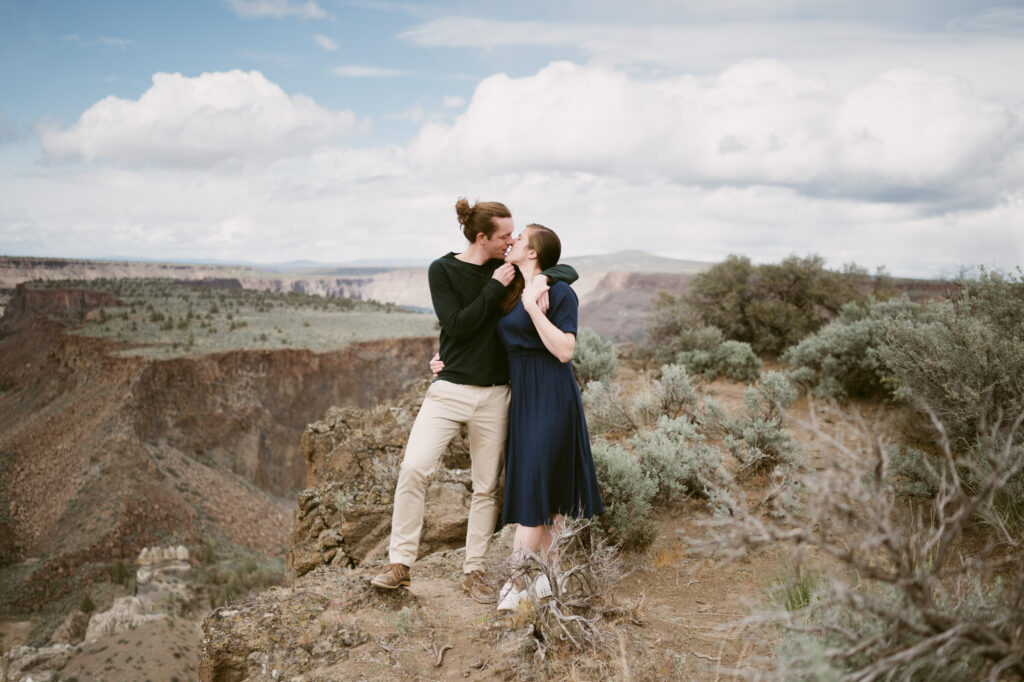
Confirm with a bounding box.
[494,224,604,611]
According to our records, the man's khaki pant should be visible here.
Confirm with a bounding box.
[388,380,510,574]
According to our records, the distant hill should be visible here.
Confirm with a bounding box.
[568,250,712,274]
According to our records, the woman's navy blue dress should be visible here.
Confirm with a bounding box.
[497,280,604,526]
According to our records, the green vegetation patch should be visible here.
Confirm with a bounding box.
[196,543,285,609]
[32,278,437,358]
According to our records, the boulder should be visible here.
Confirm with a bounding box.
[48,609,89,645]
[2,643,72,681]
[287,380,478,578]
[83,596,165,641]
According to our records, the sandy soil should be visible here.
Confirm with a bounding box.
[59,617,202,682]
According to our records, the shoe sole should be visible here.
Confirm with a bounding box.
[462,583,495,605]
[371,579,410,590]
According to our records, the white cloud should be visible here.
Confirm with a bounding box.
[399,16,1024,99]
[441,95,466,109]
[313,34,339,51]
[225,0,327,20]
[3,160,1021,277]
[331,65,412,78]
[400,17,565,49]
[95,36,135,49]
[836,69,1017,189]
[410,60,1022,204]
[9,59,1023,278]
[39,70,364,168]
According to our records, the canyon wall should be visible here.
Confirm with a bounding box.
[0,287,435,612]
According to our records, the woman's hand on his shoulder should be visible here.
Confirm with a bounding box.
[523,275,550,312]
[532,274,553,314]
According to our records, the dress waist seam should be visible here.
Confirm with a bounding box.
[509,349,554,359]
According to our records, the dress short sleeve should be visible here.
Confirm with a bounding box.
[547,281,578,335]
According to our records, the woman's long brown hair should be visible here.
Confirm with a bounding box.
[500,224,561,315]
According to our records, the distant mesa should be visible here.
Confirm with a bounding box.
[0,251,712,341]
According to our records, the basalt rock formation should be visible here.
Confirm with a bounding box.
[0,283,120,328]
[287,378,474,578]
[83,545,193,642]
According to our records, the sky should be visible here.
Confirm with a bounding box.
[1,0,1023,277]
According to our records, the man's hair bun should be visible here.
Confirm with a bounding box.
[454,198,511,242]
[455,197,472,226]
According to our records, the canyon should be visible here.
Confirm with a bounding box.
[0,283,434,649]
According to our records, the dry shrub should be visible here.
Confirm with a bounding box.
[583,363,699,437]
[879,269,1024,444]
[498,519,640,678]
[704,371,800,478]
[695,406,1024,681]
[678,340,763,384]
[645,291,721,365]
[572,326,617,386]
[590,437,659,549]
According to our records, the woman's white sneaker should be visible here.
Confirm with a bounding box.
[496,585,526,612]
[498,581,513,602]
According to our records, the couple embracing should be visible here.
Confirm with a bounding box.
[370,198,604,612]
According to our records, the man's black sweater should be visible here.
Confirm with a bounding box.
[429,253,578,386]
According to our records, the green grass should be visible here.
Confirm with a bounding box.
[31,278,437,358]
[198,547,286,609]
[765,566,817,612]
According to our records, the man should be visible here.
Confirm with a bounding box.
[370,198,576,603]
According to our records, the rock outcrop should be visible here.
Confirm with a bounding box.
[2,643,74,681]
[199,546,513,682]
[81,545,195,642]
[3,546,197,680]
[200,373,525,680]
[0,283,119,328]
[287,378,475,578]
[83,596,167,642]
[135,545,195,609]
[199,569,374,681]
[48,610,89,645]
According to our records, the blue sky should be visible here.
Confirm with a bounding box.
[2,0,1023,276]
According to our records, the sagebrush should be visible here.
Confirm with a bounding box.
[572,327,617,386]
[695,407,1024,680]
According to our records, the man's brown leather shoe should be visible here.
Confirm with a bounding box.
[370,563,411,590]
[462,570,497,604]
